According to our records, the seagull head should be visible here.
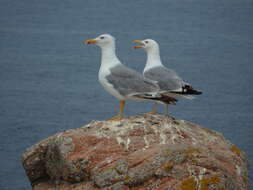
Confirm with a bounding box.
[85,34,115,48]
[133,39,159,52]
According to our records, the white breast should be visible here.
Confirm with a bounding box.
[98,67,125,100]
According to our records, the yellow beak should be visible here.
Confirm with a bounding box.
[133,46,143,49]
[85,39,98,44]
[133,40,143,44]
[133,40,144,49]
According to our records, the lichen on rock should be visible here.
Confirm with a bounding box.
[21,114,249,190]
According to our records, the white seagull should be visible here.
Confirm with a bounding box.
[85,34,175,120]
[133,39,202,114]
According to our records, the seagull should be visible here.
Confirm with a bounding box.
[133,39,202,114]
[85,34,175,120]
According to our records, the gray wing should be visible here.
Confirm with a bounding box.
[144,66,184,91]
[106,64,159,96]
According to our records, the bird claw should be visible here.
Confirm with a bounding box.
[146,111,157,115]
[107,116,123,121]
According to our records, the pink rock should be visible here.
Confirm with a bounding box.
[21,114,249,190]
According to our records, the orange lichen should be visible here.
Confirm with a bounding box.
[178,148,201,156]
[242,175,248,184]
[230,145,242,157]
[199,176,220,190]
[180,177,197,190]
[180,176,221,190]
[124,175,131,182]
[176,148,201,163]
[163,161,174,172]
[187,149,202,164]
[114,167,124,175]
[186,148,201,154]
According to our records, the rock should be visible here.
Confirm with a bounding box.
[21,114,249,190]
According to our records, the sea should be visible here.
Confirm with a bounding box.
[0,0,252,189]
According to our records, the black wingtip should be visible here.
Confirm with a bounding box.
[159,94,178,105]
[181,85,202,95]
[136,94,178,105]
[191,90,202,95]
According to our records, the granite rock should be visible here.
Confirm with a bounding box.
[21,114,249,190]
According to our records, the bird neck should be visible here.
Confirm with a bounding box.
[100,44,120,69]
[144,48,163,72]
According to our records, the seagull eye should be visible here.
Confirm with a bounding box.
[100,36,105,39]
[145,41,148,44]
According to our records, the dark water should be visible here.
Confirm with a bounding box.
[0,0,252,189]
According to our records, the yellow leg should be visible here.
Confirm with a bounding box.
[147,102,157,114]
[107,100,125,121]
[119,100,125,117]
[164,104,169,115]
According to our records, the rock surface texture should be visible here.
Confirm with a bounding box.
[22,114,249,190]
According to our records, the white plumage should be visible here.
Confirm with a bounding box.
[133,39,202,113]
[86,34,169,119]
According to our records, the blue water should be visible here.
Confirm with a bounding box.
[0,0,252,189]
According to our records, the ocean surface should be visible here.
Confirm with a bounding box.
[0,0,252,189]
